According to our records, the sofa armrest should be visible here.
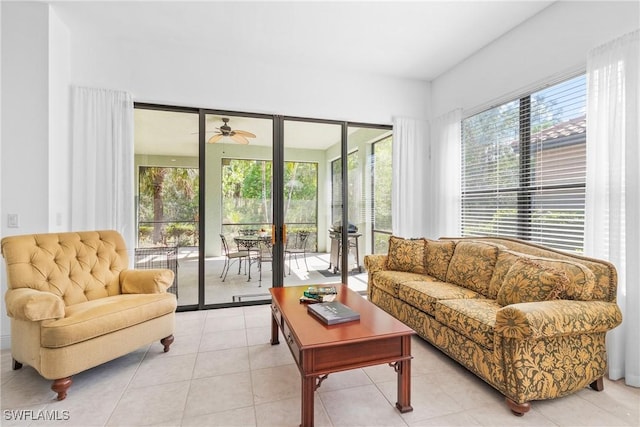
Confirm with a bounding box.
[495,300,622,340]
[120,269,175,294]
[364,254,388,274]
[5,288,65,321]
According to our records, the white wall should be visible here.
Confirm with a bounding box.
[0,2,71,348]
[69,35,430,125]
[431,1,640,118]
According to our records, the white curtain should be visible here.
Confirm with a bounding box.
[391,117,429,238]
[427,109,462,239]
[585,30,639,387]
[71,87,135,256]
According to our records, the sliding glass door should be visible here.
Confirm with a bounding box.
[135,104,393,308]
[202,112,275,305]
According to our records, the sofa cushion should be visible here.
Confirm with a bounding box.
[425,240,456,281]
[488,250,524,299]
[371,270,432,298]
[522,257,597,301]
[386,236,427,274]
[41,293,177,348]
[446,241,500,296]
[497,258,568,306]
[398,280,483,316]
[435,299,501,350]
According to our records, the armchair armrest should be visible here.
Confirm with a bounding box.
[120,269,175,294]
[364,254,388,274]
[5,288,65,321]
[495,300,622,340]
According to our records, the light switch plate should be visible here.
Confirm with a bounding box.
[8,214,19,228]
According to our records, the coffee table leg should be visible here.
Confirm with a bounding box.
[396,335,413,413]
[270,313,279,345]
[301,375,315,427]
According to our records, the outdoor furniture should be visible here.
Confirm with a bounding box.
[328,231,362,273]
[285,230,310,274]
[220,234,250,281]
[234,235,271,282]
[134,246,179,296]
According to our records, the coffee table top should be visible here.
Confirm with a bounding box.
[270,284,414,349]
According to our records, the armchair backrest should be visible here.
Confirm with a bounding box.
[2,230,128,306]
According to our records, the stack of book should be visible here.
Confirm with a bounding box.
[299,286,337,303]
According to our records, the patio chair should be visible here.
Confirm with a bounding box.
[285,230,310,275]
[220,234,250,281]
[257,239,273,287]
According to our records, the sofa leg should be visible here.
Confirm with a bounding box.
[12,358,22,370]
[506,398,530,416]
[52,377,72,401]
[161,335,174,353]
[590,377,604,391]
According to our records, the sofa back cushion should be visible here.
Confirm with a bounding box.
[425,240,456,281]
[1,230,128,306]
[446,241,499,296]
[497,258,568,306]
[386,236,427,274]
[488,250,523,299]
[518,257,596,301]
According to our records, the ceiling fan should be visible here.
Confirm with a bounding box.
[207,117,256,145]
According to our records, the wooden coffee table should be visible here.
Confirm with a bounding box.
[270,284,415,427]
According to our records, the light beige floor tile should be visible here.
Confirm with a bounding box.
[198,329,248,352]
[435,369,503,411]
[316,369,372,393]
[255,396,333,427]
[183,371,254,419]
[246,325,273,346]
[1,366,58,408]
[203,314,246,333]
[533,391,633,426]
[149,331,201,357]
[407,411,483,427]
[248,342,295,370]
[0,403,51,427]
[576,378,640,426]
[181,406,256,427]
[469,400,557,426]
[106,380,190,426]
[193,347,250,379]
[377,375,464,423]
[173,313,206,337]
[206,306,244,319]
[319,383,406,427]
[129,353,196,389]
[251,364,300,405]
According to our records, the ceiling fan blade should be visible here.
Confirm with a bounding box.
[208,134,224,144]
[230,134,250,145]
[233,130,256,138]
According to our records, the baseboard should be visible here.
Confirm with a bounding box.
[1,334,11,350]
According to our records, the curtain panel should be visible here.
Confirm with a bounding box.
[427,109,462,239]
[71,87,135,257]
[585,29,639,387]
[391,117,429,238]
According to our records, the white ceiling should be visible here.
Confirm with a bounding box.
[51,0,554,82]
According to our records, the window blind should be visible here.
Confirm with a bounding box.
[461,75,586,252]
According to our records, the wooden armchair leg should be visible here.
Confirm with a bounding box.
[12,358,22,370]
[506,398,531,416]
[161,335,175,353]
[52,377,72,401]
[590,377,604,391]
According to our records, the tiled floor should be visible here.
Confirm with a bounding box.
[2,305,639,426]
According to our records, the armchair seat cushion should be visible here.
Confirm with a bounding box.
[41,293,177,348]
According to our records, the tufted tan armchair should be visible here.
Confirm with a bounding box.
[1,230,177,400]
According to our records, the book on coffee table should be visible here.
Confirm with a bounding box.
[307,301,360,325]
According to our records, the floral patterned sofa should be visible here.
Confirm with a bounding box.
[364,236,622,416]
